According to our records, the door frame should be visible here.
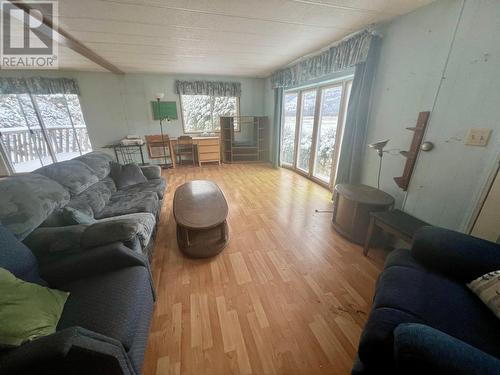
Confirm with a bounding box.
[280,78,352,190]
[466,152,500,234]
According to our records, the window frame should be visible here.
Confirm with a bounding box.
[0,92,92,174]
[179,94,240,134]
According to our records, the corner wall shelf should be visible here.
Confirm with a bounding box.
[394,111,430,191]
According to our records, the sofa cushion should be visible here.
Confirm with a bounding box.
[72,180,113,217]
[34,160,99,196]
[95,191,159,219]
[412,226,500,283]
[139,165,161,180]
[102,176,117,193]
[74,152,113,180]
[110,163,147,189]
[394,323,500,375]
[62,207,97,225]
[0,225,44,285]
[116,178,167,200]
[57,266,151,351]
[468,270,500,320]
[358,249,500,370]
[24,225,87,257]
[0,174,70,240]
[81,220,140,249]
[95,213,156,249]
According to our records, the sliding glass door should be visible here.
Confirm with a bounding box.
[313,85,344,182]
[297,90,317,172]
[280,79,352,188]
[0,93,92,173]
[281,92,298,166]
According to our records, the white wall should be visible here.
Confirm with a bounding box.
[361,0,500,231]
[0,70,265,155]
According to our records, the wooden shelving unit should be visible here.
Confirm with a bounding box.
[220,116,269,163]
[394,111,430,191]
[221,117,233,163]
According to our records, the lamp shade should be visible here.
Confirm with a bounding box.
[368,139,389,151]
[151,101,178,120]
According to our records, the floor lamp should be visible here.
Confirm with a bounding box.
[155,93,170,169]
[368,139,389,190]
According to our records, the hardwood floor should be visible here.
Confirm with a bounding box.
[142,163,387,375]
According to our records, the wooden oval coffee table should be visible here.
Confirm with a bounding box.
[173,180,229,258]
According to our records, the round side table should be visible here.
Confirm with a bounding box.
[332,184,395,245]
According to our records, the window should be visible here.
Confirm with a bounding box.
[0,93,92,173]
[180,94,239,133]
[281,92,298,165]
[280,77,352,188]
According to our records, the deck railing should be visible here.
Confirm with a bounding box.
[0,125,92,164]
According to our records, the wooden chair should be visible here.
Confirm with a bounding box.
[145,134,174,167]
[175,135,196,166]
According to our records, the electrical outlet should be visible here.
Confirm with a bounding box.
[465,128,492,147]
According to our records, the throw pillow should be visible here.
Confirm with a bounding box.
[0,268,69,347]
[0,224,45,285]
[110,162,147,189]
[467,270,500,319]
[62,206,97,225]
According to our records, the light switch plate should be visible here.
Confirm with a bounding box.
[465,128,492,147]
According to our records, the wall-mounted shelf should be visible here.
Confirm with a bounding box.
[394,111,430,191]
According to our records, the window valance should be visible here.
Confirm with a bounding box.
[175,80,241,97]
[271,30,375,88]
[0,77,81,95]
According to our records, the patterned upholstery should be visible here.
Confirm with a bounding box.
[0,150,165,260]
[74,152,113,180]
[102,176,117,193]
[96,213,156,248]
[57,266,152,351]
[0,225,154,375]
[139,165,161,180]
[96,191,159,219]
[117,179,166,199]
[34,160,99,196]
[0,174,70,240]
[24,225,87,257]
[73,180,113,216]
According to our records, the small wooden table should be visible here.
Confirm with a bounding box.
[332,184,395,245]
[363,209,430,256]
[173,180,229,258]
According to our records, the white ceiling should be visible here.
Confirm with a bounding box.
[53,0,434,76]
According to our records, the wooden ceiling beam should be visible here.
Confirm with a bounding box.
[9,1,124,74]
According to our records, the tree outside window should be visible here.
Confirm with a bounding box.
[180,95,239,133]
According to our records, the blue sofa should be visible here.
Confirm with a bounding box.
[354,226,500,374]
[0,224,154,375]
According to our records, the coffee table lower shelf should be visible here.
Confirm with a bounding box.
[176,221,229,258]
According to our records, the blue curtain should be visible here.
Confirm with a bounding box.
[335,37,380,185]
[175,80,241,97]
[271,30,373,89]
[272,87,283,168]
[0,77,80,95]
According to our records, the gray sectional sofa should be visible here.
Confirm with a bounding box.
[0,151,167,263]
